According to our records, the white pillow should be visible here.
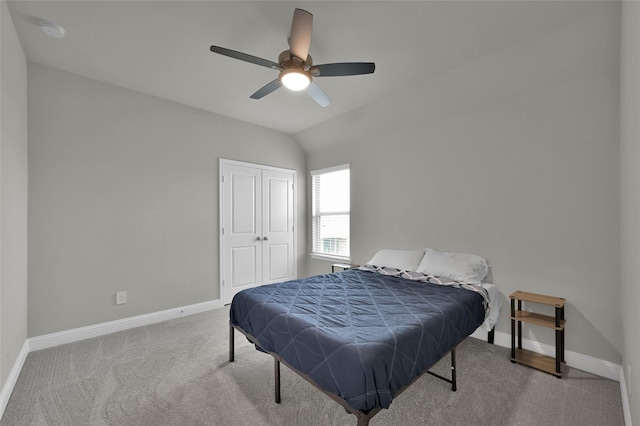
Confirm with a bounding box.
[416,248,489,284]
[366,249,425,272]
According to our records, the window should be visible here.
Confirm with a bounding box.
[311,164,350,261]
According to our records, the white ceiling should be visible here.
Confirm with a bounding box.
[7,1,586,134]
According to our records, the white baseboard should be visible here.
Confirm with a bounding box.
[29,299,222,352]
[0,339,29,419]
[470,329,622,382]
[619,368,633,426]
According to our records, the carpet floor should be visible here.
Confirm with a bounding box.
[2,306,624,425]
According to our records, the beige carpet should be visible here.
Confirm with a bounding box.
[2,306,624,425]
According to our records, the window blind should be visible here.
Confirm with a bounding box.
[311,165,350,259]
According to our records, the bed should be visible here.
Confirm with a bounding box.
[228,249,499,425]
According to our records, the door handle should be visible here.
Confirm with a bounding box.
[256,236,262,241]
[263,236,269,241]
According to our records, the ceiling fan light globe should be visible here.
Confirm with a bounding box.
[280,69,311,91]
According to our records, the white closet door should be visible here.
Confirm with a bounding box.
[220,160,296,305]
[221,163,262,304]
[262,169,294,285]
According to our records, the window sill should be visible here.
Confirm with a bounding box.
[310,253,351,263]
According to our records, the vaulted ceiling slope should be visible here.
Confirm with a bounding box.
[7,1,594,134]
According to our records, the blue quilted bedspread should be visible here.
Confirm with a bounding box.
[229,269,486,413]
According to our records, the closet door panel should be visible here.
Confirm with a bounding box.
[262,169,294,285]
[266,243,289,282]
[221,163,262,304]
[231,246,259,287]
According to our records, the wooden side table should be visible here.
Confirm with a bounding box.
[510,291,566,377]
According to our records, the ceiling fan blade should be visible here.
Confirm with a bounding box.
[310,62,376,77]
[305,81,331,107]
[210,45,280,70]
[250,79,283,99]
[289,8,313,61]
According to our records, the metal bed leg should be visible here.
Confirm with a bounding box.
[488,327,495,344]
[274,359,281,404]
[356,415,370,426]
[426,347,457,391]
[451,347,457,392]
[229,323,235,362]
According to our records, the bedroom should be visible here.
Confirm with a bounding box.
[1,1,638,425]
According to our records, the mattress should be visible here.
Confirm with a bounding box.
[229,268,487,413]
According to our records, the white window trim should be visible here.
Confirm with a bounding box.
[311,164,350,176]
[309,252,352,263]
[310,164,351,262]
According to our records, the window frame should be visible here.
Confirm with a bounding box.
[310,164,351,262]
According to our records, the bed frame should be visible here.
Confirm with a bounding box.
[229,322,495,425]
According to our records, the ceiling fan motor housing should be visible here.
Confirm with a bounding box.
[278,50,312,69]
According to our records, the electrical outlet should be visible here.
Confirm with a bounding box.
[116,291,127,305]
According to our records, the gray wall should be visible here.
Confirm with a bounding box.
[620,2,640,423]
[4,2,636,421]
[0,0,28,388]
[27,63,306,337]
[298,2,622,364]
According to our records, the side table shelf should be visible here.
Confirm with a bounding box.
[510,291,566,377]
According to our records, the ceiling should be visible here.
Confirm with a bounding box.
[7,1,587,134]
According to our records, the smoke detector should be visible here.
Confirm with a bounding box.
[39,20,66,38]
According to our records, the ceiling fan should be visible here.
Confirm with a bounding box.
[210,8,375,107]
